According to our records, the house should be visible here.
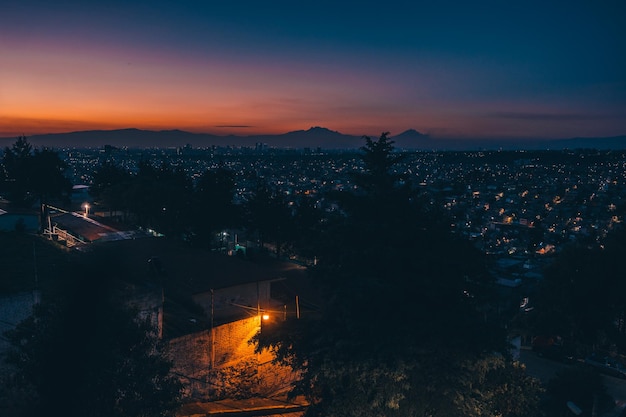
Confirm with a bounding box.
[42,206,147,247]
[87,237,307,400]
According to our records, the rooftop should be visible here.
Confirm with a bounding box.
[88,237,307,294]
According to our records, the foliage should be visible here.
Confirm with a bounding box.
[1,136,71,207]
[208,359,260,400]
[353,132,406,197]
[244,179,292,256]
[89,161,133,218]
[2,261,183,417]
[88,160,241,245]
[126,161,194,235]
[191,167,240,247]
[30,148,73,205]
[257,133,539,416]
[543,366,613,417]
[530,227,626,351]
[0,231,70,295]
[87,158,314,254]
[460,357,544,417]
[0,136,32,204]
[288,194,324,258]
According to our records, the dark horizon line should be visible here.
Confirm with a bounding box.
[1,126,625,142]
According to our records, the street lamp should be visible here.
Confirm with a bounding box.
[221,231,228,251]
[82,203,90,217]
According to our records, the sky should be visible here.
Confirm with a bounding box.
[1,0,625,140]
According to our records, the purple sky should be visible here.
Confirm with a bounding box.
[1,0,625,140]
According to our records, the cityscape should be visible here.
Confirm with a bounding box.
[2,0,625,416]
[1,133,626,416]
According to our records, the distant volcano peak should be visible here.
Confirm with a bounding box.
[306,126,339,134]
[393,129,427,138]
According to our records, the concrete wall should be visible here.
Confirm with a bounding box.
[169,316,260,377]
[168,316,296,400]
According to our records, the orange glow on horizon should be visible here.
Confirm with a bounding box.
[3,43,623,140]
[1,7,624,142]
[0,115,353,138]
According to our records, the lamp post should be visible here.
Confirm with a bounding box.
[82,203,90,217]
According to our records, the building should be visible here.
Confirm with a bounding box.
[89,237,306,401]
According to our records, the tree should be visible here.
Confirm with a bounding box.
[1,136,71,207]
[89,161,133,218]
[245,179,292,257]
[1,136,34,206]
[2,260,182,417]
[125,161,193,236]
[30,147,72,206]
[543,367,613,417]
[191,167,239,247]
[530,226,626,352]
[89,161,131,199]
[288,194,323,259]
[472,358,544,417]
[257,133,539,416]
[353,132,405,197]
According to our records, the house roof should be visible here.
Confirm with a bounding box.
[88,237,307,293]
[49,212,119,242]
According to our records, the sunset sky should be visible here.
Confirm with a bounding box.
[1,0,625,140]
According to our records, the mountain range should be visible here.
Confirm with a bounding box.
[1,127,625,151]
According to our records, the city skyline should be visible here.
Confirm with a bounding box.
[2,0,625,141]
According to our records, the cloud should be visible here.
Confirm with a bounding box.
[490,112,608,121]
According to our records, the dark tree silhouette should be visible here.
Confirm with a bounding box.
[543,367,613,417]
[2,261,182,417]
[125,161,193,236]
[1,136,32,205]
[353,132,405,197]
[288,194,323,259]
[257,133,537,416]
[192,167,239,248]
[89,161,132,207]
[245,180,291,257]
[530,226,626,352]
[1,136,71,207]
[30,148,72,206]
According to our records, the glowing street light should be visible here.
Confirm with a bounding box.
[82,203,90,217]
[262,314,270,321]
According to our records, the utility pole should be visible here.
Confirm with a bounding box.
[32,242,40,305]
[296,295,300,319]
[210,289,215,369]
